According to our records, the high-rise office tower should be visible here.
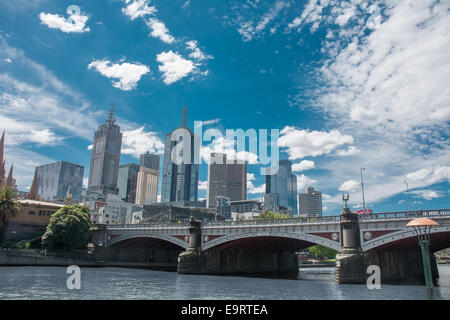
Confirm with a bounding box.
[135,167,159,206]
[135,152,160,206]
[265,160,297,214]
[117,163,140,203]
[298,186,322,216]
[35,161,84,201]
[206,153,247,208]
[226,160,247,201]
[161,108,199,203]
[88,107,122,196]
[140,151,160,171]
[207,153,227,208]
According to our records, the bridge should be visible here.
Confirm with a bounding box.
[92,208,450,284]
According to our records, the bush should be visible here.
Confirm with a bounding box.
[41,205,92,250]
[308,245,338,260]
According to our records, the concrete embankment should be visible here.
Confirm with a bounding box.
[0,251,177,270]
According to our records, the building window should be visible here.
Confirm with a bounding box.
[28,210,36,216]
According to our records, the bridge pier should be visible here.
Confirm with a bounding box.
[335,206,440,284]
[177,216,204,274]
[335,204,366,283]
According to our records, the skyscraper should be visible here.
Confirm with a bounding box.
[35,161,84,202]
[206,153,247,208]
[226,160,247,202]
[298,186,322,217]
[135,167,159,206]
[206,153,227,208]
[161,108,199,203]
[265,160,298,214]
[140,151,160,171]
[117,163,140,203]
[88,107,122,196]
[135,152,160,206]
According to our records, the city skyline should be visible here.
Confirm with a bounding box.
[0,1,449,215]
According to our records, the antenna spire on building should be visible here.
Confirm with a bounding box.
[107,103,116,125]
[181,106,188,127]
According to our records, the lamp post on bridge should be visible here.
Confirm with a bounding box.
[406,217,439,300]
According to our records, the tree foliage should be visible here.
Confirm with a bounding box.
[308,245,338,260]
[41,205,92,250]
[0,186,21,241]
[258,211,291,220]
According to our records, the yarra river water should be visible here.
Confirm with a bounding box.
[0,265,449,300]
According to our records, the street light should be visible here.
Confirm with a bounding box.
[406,217,439,300]
[404,179,411,211]
[360,168,366,213]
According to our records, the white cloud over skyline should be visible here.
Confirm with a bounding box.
[88,59,150,91]
[39,7,90,33]
[156,51,196,85]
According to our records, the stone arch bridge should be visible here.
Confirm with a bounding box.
[92,209,450,283]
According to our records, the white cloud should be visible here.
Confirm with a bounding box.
[339,179,360,193]
[196,119,221,127]
[235,0,291,41]
[278,126,354,160]
[296,174,317,192]
[146,18,175,44]
[39,8,90,33]
[336,146,361,156]
[4,58,12,63]
[292,160,315,172]
[308,1,450,132]
[87,144,93,150]
[247,180,265,194]
[28,129,63,145]
[406,166,450,185]
[122,0,156,20]
[156,51,196,85]
[410,189,442,201]
[198,180,208,191]
[287,0,450,208]
[88,59,150,91]
[186,40,213,61]
[121,127,164,158]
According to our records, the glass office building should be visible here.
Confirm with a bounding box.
[265,160,297,214]
[36,161,84,201]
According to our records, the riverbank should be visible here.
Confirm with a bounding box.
[0,250,177,271]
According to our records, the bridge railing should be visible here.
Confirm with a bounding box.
[204,215,340,227]
[106,222,189,229]
[358,209,450,221]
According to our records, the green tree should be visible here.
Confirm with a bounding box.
[41,204,92,250]
[308,245,338,260]
[258,211,291,220]
[0,186,21,242]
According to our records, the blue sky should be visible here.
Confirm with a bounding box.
[0,0,449,215]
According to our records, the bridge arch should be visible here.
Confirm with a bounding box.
[108,233,188,250]
[362,226,450,252]
[201,231,340,252]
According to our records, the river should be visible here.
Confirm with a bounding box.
[0,265,449,300]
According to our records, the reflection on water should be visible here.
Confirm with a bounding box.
[0,265,448,300]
